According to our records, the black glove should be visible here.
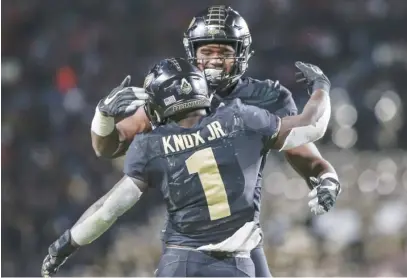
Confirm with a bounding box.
[41,230,79,277]
[308,176,341,215]
[295,61,331,94]
[97,75,149,118]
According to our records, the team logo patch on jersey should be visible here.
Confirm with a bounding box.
[143,73,154,88]
[179,78,192,95]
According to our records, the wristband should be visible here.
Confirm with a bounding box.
[49,230,78,257]
[91,108,115,136]
[319,172,339,182]
[312,79,331,93]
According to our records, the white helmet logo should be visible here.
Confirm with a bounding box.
[180,78,192,95]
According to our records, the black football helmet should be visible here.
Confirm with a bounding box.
[143,57,211,126]
[183,5,253,91]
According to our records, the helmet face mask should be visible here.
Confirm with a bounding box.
[183,6,254,91]
[143,58,211,126]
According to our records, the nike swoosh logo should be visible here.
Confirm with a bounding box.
[104,88,124,105]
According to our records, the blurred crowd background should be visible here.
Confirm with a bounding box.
[2,0,407,276]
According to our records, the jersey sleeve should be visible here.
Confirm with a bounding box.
[252,80,298,117]
[237,100,281,138]
[123,135,150,182]
[272,84,298,117]
[249,80,298,148]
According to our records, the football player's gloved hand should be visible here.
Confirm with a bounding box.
[308,176,341,215]
[41,230,78,277]
[295,61,331,94]
[97,75,149,118]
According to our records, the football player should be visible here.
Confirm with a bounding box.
[42,57,334,277]
[89,6,341,277]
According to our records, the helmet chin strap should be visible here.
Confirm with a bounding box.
[144,104,162,130]
[154,110,162,124]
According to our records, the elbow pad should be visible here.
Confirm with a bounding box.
[279,101,331,151]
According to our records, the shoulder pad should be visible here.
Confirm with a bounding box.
[249,77,281,90]
[234,77,281,103]
[234,77,297,116]
[130,132,161,158]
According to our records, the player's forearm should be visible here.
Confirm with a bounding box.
[72,176,137,228]
[70,209,118,246]
[72,194,107,228]
[91,108,129,158]
[91,129,129,158]
[275,89,331,150]
[70,176,143,246]
[284,143,337,189]
[300,88,330,126]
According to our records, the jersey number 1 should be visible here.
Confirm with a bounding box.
[185,147,231,221]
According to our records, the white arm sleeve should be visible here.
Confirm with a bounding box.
[70,176,143,245]
[279,99,331,151]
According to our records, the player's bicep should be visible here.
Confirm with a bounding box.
[106,175,145,208]
[271,114,326,151]
[271,115,304,150]
[96,175,146,205]
[126,175,148,192]
[98,175,146,215]
[273,89,331,151]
